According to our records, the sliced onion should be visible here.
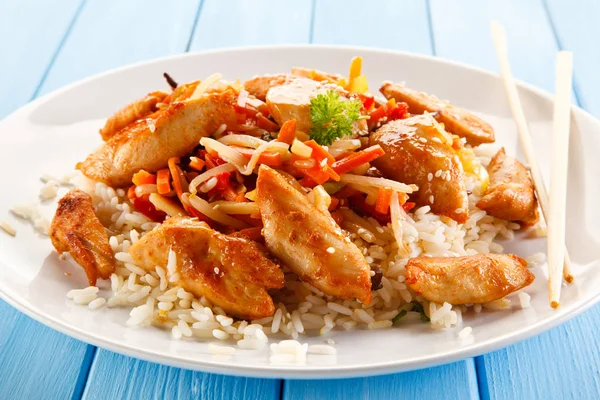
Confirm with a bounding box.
[149,193,186,217]
[390,191,409,256]
[329,139,362,150]
[189,73,223,100]
[188,163,236,195]
[339,174,416,193]
[200,138,248,168]
[135,184,157,197]
[218,134,267,149]
[211,201,259,215]
[185,193,249,230]
[307,185,330,213]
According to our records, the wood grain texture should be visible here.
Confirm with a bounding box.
[0,0,82,117]
[83,351,280,400]
[284,359,479,400]
[189,0,313,50]
[0,1,97,399]
[38,0,202,95]
[311,0,432,54]
[545,0,600,115]
[430,1,600,399]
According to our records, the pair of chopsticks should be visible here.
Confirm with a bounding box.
[490,21,573,308]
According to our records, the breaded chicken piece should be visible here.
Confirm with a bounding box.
[406,254,534,304]
[99,91,167,141]
[129,217,284,320]
[477,148,539,225]
[78,91,238,187]
[243,74,291,101]
[380,82,495,145]
[369,115,469,223]
[256,165,372,304]
[290,67,342,83]
[49,189,115,286]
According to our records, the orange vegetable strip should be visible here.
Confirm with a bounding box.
[189,157,205,171]
[127,186,136,199]
[277,119,297,145]
[235,147,282,167]
[304,140,336,164]
[375,187,393,214]
[156,169,171,195]
[256,114,279,132]
[332,145,385,175]
[132,170,156,186]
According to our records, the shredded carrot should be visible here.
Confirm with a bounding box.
[403,201,416,212]
[132,170,156,186]
[235,147,282,167]
[277,119,297,144]
[375,188,393,214]
[332,145,385,175]
[328,196,340,211]
[127,185,136,199]
[304,140,336,164]
[189,157,205,171]
[256,114,279,132]
[235,227,263,241]
[156,169,171,195]
[167,157,188,201]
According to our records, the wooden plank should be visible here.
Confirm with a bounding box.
[545,0,600,115]
[0,1,98,399]
[285,2,479,400]
[284,360,479,400]
[0,0,82,117]
[429,1,600,399]
[312,0,432,54]
[38,0,202,95]
[83,351,280,400]
[75,1,311,398]
[189,0,313,50]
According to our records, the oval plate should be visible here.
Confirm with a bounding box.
[0,45,599,379]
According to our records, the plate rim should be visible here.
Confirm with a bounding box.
[1,44,598,379]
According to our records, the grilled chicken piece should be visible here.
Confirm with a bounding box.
[49,189,115,286]
[406,254,534,304]
[129,217,284,320]
[244,74,291,101]
[380,82,495,145]
[290,67,342,83]
[78,91,238,187]
[99,91,167,141]
[477,148,540,225]
[256,165,372,304]
[266,78,367,135]
[369,115,469,223]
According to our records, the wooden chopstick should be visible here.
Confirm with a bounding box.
[547,51,573,308]
[490,21,574,307]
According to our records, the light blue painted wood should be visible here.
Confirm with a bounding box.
[429,1,600,399]
[312,0,433,54]
[285,360,479,400]
[430,0,558,90]
[289,2,480,399]
[38,0,203,95]
[188,0,313,50]
[83,351,280,400]
[0,1,97,399]
[0,0,82,117]
[545,0,600,116]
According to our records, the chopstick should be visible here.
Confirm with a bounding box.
[547,51,573,308]
[490,21,574,307]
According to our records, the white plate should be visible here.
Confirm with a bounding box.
[0,45,599,379]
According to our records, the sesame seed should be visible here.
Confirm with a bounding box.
[214,267,220,274]
[435,170,442,178]
[326,247,335,254]
[427,173,433,181]
[429,195,435,204]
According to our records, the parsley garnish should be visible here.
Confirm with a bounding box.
[309,90,362,145]
[392,309,408,324]
[392,302,430,324]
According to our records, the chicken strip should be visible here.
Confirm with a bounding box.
[369,115,469,223]
[49,189,115,286]
[256,165,372,304]
[406,254,534,304]
[380,82,495,145]
[243,73,290,101]
[78,91,238,187]
[290,67,342,83]
[266,78,367,135]
[477,148,539,225]
[99,91,167,141]
[129,217,284,320]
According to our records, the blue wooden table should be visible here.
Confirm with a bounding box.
[1,1,599,398]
